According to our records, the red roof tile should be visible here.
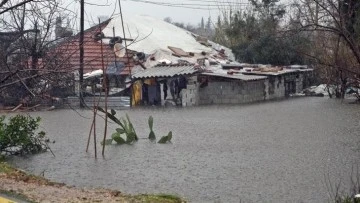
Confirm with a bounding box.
[43,20,135,75]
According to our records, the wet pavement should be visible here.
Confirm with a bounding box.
[6,97,360,202]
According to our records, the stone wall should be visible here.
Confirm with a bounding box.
[198,77,266,105]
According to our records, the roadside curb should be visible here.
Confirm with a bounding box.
[0,196,16,203]
[0,194,27,203]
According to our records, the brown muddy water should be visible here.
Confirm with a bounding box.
[5,97,360,202]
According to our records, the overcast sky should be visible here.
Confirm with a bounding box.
[63,0,251,30]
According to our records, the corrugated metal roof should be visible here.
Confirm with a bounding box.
[201,72,267,81]
[132,64,199,79]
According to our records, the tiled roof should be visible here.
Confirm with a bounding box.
[132,64,199,79]
[45,20,134,75]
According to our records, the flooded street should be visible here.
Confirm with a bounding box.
[7,97,360,202]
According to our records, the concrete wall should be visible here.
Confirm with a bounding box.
[198,78,266,105]
[266,73,308,99]
[181,76,199,106]
[195,72,311,105]
[295,74,304,93]
[266,76,285,100]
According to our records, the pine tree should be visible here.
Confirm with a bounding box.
[201,17,205,29]
[206,17,211,31]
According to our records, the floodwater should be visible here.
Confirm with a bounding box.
[7,97,360,202]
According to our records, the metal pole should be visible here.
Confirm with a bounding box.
[99,19,108,157]
[79,0,85,108]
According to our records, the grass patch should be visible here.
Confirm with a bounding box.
[1,161,186,203]
[133,194,185,203]
[0,161,16,174]
[0,161,63,186]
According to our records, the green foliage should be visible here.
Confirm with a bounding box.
[97,108,173,145]
[0,115,50,156]
[133,193,184,202]
[0,162,15,174]
[232,33,311,65]
[213,0,311,65]
[116,128,125,134]
[335,196,358,203]
[97,107,125,129]
[98,107,139,143]
[125,114,138,141]
[149,131,156,141]
[148,116,154,130]
[111,132,126,145]
[158,131,172,144]
[148,116,156,141]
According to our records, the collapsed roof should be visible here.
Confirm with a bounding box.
[102,15,213,54]
[101,15,236,65]
[99,15,312,80]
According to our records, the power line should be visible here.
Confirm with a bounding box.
[179,0,248,3]
[129,0,249,6]
[128,0,250,10]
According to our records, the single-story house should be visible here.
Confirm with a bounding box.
[40,14,313,107]
[196,65,313,105]
[100,15,314,107]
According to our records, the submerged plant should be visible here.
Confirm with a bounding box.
[97,107,173,146]
[158,131,172,144]
[148,116,156,141]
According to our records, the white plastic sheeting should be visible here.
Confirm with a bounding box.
[83,69,103,79]
[102,15,212,54]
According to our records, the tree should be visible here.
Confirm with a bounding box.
[206,17,211,31]
[0,0,77,105]
[201,17,205,29]
[0,0,37,15]
[213,0,311,65]
[291,0,360,97]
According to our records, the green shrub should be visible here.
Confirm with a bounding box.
[0,115,49,156]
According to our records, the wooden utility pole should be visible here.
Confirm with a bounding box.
[79,0,85,108]
[118,0,132,107]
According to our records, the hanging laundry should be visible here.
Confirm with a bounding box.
[132,80,142,106]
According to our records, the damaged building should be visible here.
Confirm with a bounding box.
[99,15,313,107]
[43,14,313,108]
